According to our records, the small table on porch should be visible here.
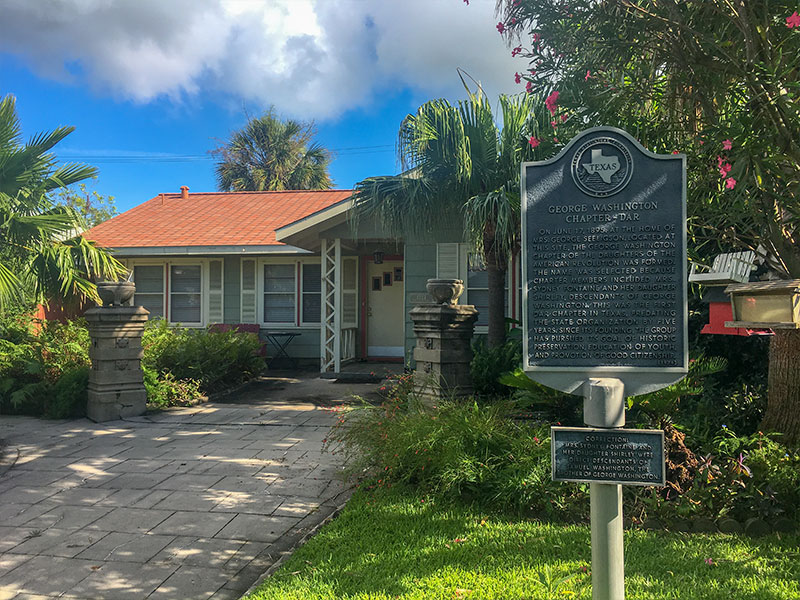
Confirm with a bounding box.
[263,331,301,369]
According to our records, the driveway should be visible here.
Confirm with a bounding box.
[0,374,376,600]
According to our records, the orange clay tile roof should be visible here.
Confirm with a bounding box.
[85,190,353,248]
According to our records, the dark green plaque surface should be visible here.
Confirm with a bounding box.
[551,426,665,486]
[521,127,688,396]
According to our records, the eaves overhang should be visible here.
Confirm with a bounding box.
[275,196,354,251]
[109,244,313,257]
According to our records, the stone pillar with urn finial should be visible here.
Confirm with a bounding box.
[84,281,149,422]
[409,279,478,406]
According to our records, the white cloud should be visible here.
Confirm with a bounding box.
[0,0,522,119]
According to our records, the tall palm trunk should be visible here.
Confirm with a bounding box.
[761,330,800,444]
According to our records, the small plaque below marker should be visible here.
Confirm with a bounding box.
[551,426,665,486]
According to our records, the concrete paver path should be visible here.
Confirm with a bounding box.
[0,375,373,600]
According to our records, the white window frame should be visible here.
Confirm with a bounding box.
[127,260,167,321]
[299,261,322,327]
[126,259,216,328]
[436,243,519,334]
[257,258,322,329]
[168,260,206,327]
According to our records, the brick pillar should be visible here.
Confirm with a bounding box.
[409,302,478,406]
[84,306,149,422]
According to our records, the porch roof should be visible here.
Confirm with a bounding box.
[275,196,354,251]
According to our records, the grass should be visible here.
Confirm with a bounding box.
[244,487,800,600]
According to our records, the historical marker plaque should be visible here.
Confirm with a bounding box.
[521,127,688,396]
[551,426,665,486]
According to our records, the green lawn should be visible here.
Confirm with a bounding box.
[244,488,800,600]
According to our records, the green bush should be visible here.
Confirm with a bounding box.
[634,427,800,524]
[48,366,89,419]
[331,380,587,518]
[143,366,202,409]
[0,314,90,415]
[470,334,522,398]
[142,320,265,392]
[1,313,265,415]
[333,373,799,526]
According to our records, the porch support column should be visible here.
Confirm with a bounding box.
[320,238,342,373]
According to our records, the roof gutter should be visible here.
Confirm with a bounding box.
[108,244,313,257]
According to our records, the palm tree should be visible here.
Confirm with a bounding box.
[353,88,555,347]
[0,94,124,310]
[215,109,333,191]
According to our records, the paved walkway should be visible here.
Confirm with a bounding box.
[0,375,377,600]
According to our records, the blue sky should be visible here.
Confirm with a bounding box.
[0,0,522,214]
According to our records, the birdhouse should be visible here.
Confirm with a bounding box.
[690,251,768,336]
[725,280,800,329]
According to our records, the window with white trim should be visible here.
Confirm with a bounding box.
[263,263,295,324]
[436,243,517,331]
[170,264,202,324]
[465,252,508,328]
[132,265,165,319]
[301,263,321,324]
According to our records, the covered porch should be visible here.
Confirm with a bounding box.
[275,198,408,374]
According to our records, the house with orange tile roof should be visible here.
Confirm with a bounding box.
[85,186,522,373]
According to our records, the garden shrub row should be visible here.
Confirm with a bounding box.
[141,319,264,406]
[0,314,91,418]
[331,373,800,528]
[0,312,266,415]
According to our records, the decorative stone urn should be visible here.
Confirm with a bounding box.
[96,281,136,307]
[425,278,464,305]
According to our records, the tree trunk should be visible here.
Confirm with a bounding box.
[761,329,800,444]
[486,249,507,349]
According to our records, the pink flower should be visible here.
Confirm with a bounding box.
[532,33,541,44]
[585,70,591,81]
[553,137,559,143]
[511,46,522,57]
[672,150,679,154]
[515,72,522,84]
[511,17,517,25]
[787,11,800,28]
[725,177,737,189]
[526,81,533,93]
[699,140,705,145]
[496,21,506,34]
[704,558,714,565]
[717,155,732,176]
[722,139,733,150]
[528,136,540,148]
[551,120,558,128]
[545,90,560,116]
[560,113,568,122]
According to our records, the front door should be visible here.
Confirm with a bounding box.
[366,259,404,358]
